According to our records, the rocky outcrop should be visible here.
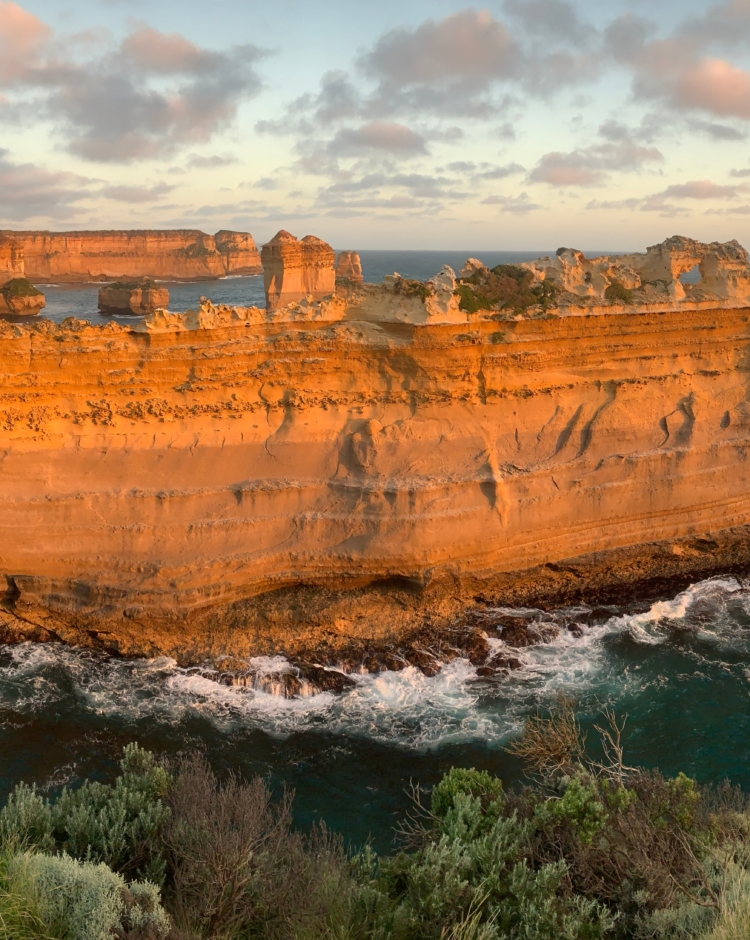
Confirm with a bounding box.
[4,230,262,282]
[0,237,24,286]
[2,265,750,663]
[262,231,336,310]
[518,236,750,308]
[335,251,363,282]
[98,280,170,316]
[0,278,45,316]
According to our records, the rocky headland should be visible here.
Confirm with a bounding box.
[2,233,750,687]
[2,229,262,282]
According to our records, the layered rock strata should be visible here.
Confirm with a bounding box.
[262,231,336,310]
[98,280,170,316]
[335,251,363,282]
[4,230,262,282]
[0,278,45,316]
[2,251,750,664]
[0,236,25,285]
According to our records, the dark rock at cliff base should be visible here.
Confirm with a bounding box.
[297,664,356,693]
[98,279,169,315]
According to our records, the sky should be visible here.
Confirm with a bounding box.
[2,0,750,250]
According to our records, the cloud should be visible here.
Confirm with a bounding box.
[657,179,747,199]
[330,122,428,154]
[0,8,267,162]
[529,128,663,186]
[482,191,542,213]
[689,119,746,140]
[503,0,594,44]
[0,149,93,220]
[0,2,50,84]
[186,154,237,169]
[100,181,175,202]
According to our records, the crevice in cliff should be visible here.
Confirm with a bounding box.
[576,381,618,459]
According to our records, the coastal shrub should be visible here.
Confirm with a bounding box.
[456,264,538,314]
[0,278,42,299]
[604,281,634,304]
[0,743,171,884]
[5,852,170,940]
[164,755,357,939]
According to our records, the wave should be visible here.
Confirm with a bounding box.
[0,577,748,750]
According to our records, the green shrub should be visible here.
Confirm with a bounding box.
[0,744,170,884]
[431,768,504,822]
[604,281,634,304]
[0,278,42,299]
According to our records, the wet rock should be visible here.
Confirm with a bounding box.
[404,647,441,676]
[297,664,356,693]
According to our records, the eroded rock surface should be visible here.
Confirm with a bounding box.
[335,251,363,282]
[0,278,45,315]
[4,229,262,282]
[1,235,750,664]
[0,237,25,285]
[262,230,336,311]
[98,280,170,315]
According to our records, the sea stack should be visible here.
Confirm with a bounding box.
[98,279,170,315]
[261,230,336,311]
[0,236,45,315]
[335,250,363,282]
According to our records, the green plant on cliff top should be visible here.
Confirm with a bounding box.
[0,278,41,299]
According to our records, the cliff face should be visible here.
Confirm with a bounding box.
[5,230,262,282]
[1,288,750,661]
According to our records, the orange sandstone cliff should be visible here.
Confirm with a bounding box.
[2,236,750,663]
[4,229,262,282]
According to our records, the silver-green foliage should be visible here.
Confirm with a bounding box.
[0,744,170,884]
[6,852,171,940]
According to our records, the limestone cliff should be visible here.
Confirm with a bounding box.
[4,230,262,282]
[262,231,336,310]
[2,260,750,662]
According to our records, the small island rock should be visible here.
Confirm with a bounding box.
[98,279,170,315]
[0,278,45,316]
[335,250,363,282]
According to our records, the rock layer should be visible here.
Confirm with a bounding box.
[335,251,363,282]
[4,230,262,282]
[262,231,336,310]
[0,237,24,286]
[2,274,750,662]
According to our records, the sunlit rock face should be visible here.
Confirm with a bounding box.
[519,235,750,307]
[0,237,25,286]
[6,230,262,282]
[335,251,363,282]
[98,280,170,315]
[262,231,336,311]
[3,235,750,663]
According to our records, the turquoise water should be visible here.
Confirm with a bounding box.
[2,577,750,852]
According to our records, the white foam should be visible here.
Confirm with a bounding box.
[0,577,748,750]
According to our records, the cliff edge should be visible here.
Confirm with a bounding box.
[2,235,750,664]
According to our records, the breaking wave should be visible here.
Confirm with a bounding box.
[1,577,749,751]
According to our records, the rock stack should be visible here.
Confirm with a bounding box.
[335,251,363,283]
[98,279,169,315]
[0,236,45,315]
[261,231,336,311]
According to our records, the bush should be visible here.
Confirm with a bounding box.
[604,281,634,304]
[0,278,42,299]
[0,743,171,884]
[164,755,358,939]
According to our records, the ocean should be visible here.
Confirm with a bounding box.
[29,250,561,324]
[2,577,750,852]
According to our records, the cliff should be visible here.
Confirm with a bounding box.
[4,230,262,282]
[2,263,750,663]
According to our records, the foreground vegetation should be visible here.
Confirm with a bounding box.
[2,703,749,939]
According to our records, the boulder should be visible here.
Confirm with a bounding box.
[261,230,335,311]
[98,279,170,315]
[335,250,363,282]
[0,278,45,316]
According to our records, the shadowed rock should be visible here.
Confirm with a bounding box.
[98,279,169,315]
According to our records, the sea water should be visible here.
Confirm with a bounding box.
[2,577,750,851]
[31,250,563,324]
